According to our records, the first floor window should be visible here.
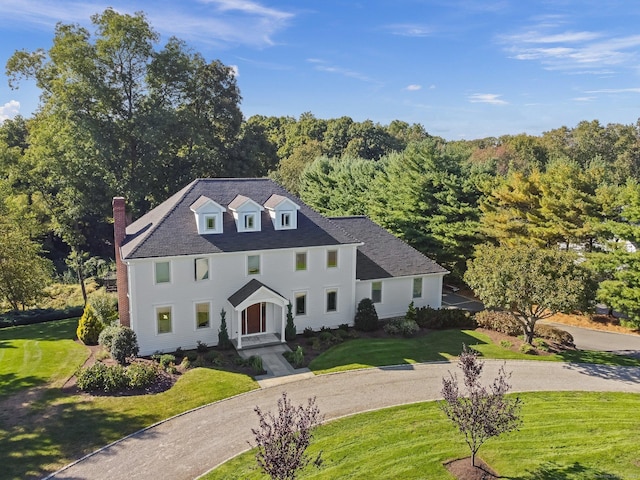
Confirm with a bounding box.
[413,277,423,298]
[295,292,307,316]
[155,261,170,284]
[326,290,337,312]
[195,257,209,281]
[196,303,210,328]
[248,254,260,275]
[157,306,172,334]
[371,281,382,303]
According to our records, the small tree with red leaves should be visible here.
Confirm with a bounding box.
[440,345,522,467]
[251,392,323,480]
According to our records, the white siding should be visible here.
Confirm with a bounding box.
[355,274,445,319]
[127,244,358,355]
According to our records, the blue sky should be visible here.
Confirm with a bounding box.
[1,0,640,140]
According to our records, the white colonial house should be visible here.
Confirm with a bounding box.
[113,178,448,356]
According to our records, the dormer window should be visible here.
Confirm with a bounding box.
[244,213,255,230]
[229,195,264,233]
[265,194,300,230]
[190,196,225,235]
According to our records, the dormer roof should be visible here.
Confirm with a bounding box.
[190,195,226,213]
[264,194,300,211]
[228,195,264,212]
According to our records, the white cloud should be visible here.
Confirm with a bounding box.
[573,96,595,102]
[405,84,422,91]
[0,100,20,121]
[308,59,379,85]
[585,88,640,94]
[0,0,295,48]
[384,23,433,37]
[501,20,640,74]
[468,93,507,105]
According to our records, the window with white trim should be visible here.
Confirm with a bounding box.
[371,281,382,303]
[248,255,260,275]
[196,302,210,329]
[281,211,291,228]
[327,249,338,268]
[412,277,423,298]
[326,289,338,312]
[156,306,172,334]
[155,261,170,284]
[295,292,307,316]
[244,213,256,230]
[205,215,217,232]
[194,258,209,281]
[295,252,307,271]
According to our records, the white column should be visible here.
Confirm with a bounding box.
[280,304,286,343]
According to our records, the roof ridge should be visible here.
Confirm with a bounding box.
[125,180,200,258]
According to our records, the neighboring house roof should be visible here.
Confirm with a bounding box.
[121,178,360,260]
[330,216,449,280]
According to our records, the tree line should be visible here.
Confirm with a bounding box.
[1,8,640,326]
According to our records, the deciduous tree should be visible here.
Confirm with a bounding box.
[464,244,595,344]
[251,392,323,480]
[440,345,522,467]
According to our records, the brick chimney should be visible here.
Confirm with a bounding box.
[113,197,131,327]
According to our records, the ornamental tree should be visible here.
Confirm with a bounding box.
[440,345,522,467]
[251,392,323,480]
[464,244,595,344]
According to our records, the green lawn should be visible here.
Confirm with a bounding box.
[0,318,88,399]
[308,329,640,373]
[0,320,259,479]
[205,391,640,480]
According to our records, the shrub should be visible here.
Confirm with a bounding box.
[186,351,198,362]
[218,308,232,350]
[125,362,158,389]
[318,330,334,343]
[311,337,322,351]
[285,303,297,341]
[249,355,264,374]
[406,301,417,323]
[291,346,304,368]
[534,324,574,347]
[76,304,104,345]
[338,323,349,331]
[302,327,315,338]
[383,318,420,337]
[180,356,191,369]
[110,327,139,365]
[474,310,521,336]
[98,324,120,350]
[354,298,379,332]
[76,363,127,393]
[520,343,536,355]
[196,340,208,353]
[153,354,176,370]
[533,338,549,352]
[499,340,513,349]
[88,290,119,326]
[334,328,350,340]
[416,306,475,330]
[205,351,223,366]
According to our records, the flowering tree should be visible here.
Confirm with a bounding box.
[440,346,522,467]
[251,392,323,480]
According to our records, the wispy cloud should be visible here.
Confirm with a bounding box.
[384,23,433,37]
[573,96,595,102]
[405,84,422,91]
[307,58,380,85]
[0,0,295,48]
[0,100,20,121]
[586,87,640,94]
[468,93,507,105]
[500,19,640,74]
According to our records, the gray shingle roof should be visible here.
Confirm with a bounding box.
[228,279,287,307]
[121,179,359,260]
[329,216,449,280]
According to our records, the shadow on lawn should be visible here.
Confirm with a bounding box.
[510,461,622,480]
[0,372,48,401]
[0,318,78,342]
[0,389,158,480]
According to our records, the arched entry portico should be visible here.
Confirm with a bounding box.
[228,279,289,349]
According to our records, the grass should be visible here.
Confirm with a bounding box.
[0,320,259,479]
[308,329,640,374]
[0,318,88,400]
[205,391,640,480]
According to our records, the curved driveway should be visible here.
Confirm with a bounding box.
[48,360,640,480]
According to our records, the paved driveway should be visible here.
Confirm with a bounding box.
[545,322,640,358]
[48,360,640,480]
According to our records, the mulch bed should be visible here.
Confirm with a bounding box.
[445,457,500,480]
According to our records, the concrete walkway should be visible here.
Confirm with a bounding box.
[237,343,315,387]
[48,360,640,480]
